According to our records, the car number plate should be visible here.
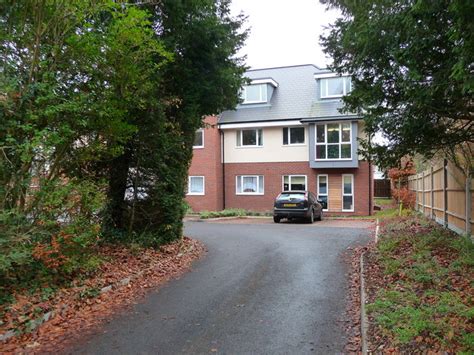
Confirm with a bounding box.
[283,203,297,207]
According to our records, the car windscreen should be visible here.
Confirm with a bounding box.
[277,193,305,202]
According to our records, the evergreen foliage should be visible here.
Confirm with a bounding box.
[320,0,473,170]
[0,0,247,291]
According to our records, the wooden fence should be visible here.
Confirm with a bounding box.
[374,179,391,198]
[407,160,473,238]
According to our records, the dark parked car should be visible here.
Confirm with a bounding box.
[273,191,324,223]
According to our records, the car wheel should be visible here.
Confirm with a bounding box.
[273,216,281,223]
[308,209,314,224]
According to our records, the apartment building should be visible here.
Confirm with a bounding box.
[186,64,374,215]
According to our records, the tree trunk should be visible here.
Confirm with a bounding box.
[107,145,132,231]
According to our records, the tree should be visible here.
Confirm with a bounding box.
[104,0,248,244]
[320,0,473,172]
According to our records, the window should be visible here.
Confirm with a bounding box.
[188,176,205,195]
[342,174,354,211]
[236,129,263,147]
[317,175,329,211]
[320,77,352,98]
[315,122,352,160]
[241,84,267,104]
[282,175,307,191]
[283,127,305,145]
[193,129,204,148]
[236,175,264,195]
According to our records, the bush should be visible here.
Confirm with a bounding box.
[199,208,269,219]
[391,187,415,208]
[0,178,105,303]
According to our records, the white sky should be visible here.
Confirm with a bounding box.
[230,0,341,70]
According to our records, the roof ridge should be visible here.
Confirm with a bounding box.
[247,64,322,72]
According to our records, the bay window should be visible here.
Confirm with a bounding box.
[315,122,352,160]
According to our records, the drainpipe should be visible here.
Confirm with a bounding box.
[220,129,226,210]
[368,133,373,216]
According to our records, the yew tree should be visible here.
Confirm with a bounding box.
[320,0,473,171]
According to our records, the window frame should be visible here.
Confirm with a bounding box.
[193,129,204,149]
[317,174,329,211]
[187,176,205,196]
[236,175,264,195]
[236,128,263,148]
[283,126,305,146]
[241,84,268,104]
[282,175,307,192]
[315,122,352,161]
[320,76,351,99]
[341,174,354,212]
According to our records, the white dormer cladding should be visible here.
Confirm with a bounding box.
[313,72,352,99]
[240,78,279,105]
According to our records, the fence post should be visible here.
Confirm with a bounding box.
[443,159,448,228]
[430,166,434,220]
[466,172,472,237]
[422,170,425,215]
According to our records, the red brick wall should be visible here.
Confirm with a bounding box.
[185,116,223,212]
[223,161,373,215]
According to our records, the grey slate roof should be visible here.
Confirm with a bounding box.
[219,64,359,125]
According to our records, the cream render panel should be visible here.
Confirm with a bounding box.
[224,126,308,163]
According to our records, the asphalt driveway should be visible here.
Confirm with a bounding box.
[69,220,371,354]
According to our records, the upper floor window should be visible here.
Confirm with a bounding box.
[283,127,305,145]
[315,122,352,160]
[193,129,204,148]
[320,77,351,98]
[241,84,267,104]
[237,129,263,147]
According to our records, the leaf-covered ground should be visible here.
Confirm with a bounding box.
[1,237,205,353]
[365,216,474,353]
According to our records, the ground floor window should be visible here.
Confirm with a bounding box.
[188,176,205,195]
[282,175,307,191]
[317,174,328,211]
[236,175,264,195]
[342,174,354,211]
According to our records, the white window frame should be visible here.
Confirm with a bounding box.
[342,174,354,212]
[236,175,264,195]
[320,77,351,99]
[193,129,204,149]
[241,84,267,104]
[317,174,329,211]
[282,175,307,192]
[236,129,263,148]
[283,127,305,146]
[315,123,352,161]
[187,176,205,196]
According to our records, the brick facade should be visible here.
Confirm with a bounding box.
[186,116,223,212]
[186,117,374,215]
[224,161,373,215]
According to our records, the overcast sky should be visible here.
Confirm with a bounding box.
[230,0,341,70]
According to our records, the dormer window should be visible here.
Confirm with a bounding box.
[314,73,352,99]
[241,84,267,104]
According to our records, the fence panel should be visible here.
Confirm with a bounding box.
[407,161,473,238]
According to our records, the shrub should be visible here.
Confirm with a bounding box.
[391,187,415,208]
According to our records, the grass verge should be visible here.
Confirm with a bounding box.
[365,215,474,353]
